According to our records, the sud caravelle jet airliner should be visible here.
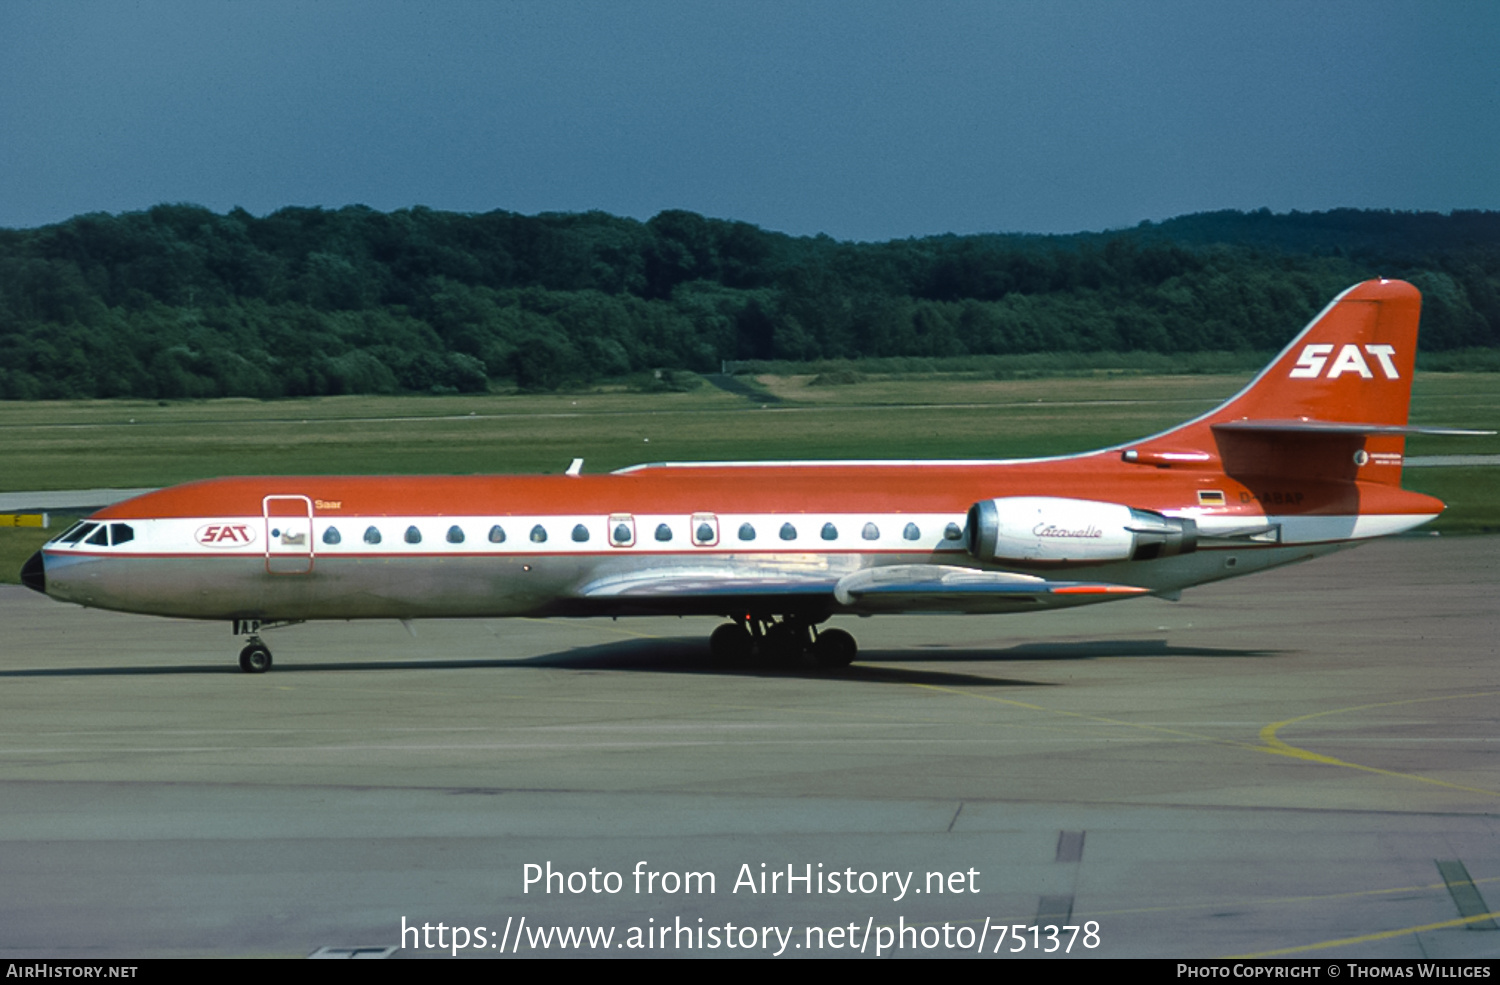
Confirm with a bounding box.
[19,279,1484,673]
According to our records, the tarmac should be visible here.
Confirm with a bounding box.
[0,534,1496,959]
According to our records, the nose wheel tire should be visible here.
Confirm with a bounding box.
[238,643,273,674]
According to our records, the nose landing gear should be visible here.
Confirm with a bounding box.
[231,619,300,673]
[238,640,272,673]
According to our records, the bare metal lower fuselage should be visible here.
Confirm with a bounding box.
[39,540,1343,623]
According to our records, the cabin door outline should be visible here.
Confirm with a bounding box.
[263,495,315,574]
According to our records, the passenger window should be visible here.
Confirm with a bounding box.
[738,523,756,541]
[85,525,109,547]
[779,522,797,541]
[691,514,718,546]
[109,523,134,545]
[364,526,382,545]
[903,522,920,541]
[489,524,506,544]
[530,524,548,544]
[944,522,964,541]
[447,525,465,544]
[322,527,341,545]
[655,523,673,542]
[821,522,838,541]
[861,522,879,541]
[405,526,422,544]
[613,523,632,545]
[572,524,590,543]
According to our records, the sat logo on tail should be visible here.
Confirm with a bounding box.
[1289,343,1399,379]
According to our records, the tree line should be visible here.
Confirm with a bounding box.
[0,204,1496,399]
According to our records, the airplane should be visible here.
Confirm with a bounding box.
[19,278,1487,673]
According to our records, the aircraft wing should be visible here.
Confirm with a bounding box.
[580,565,841,598]
[832,564,1147,613]
[576,562,1145,615]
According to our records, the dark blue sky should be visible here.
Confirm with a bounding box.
[3,0,1496,240]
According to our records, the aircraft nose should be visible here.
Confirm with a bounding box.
[20,551,45,595]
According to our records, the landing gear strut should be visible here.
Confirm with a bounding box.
[708,616,857,669]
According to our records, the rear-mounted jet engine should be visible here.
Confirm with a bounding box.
[966,496,1197,564]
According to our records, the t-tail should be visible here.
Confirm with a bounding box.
[1123,279,1483,497]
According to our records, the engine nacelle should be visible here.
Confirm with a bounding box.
[965,496,1197,564]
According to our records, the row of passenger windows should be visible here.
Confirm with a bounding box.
[317,520,965,547]
[326,524,515,546]
[57,517,964,550]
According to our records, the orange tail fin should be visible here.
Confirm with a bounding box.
[1135,279,1422,486]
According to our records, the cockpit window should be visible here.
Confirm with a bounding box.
[109,523,134,546]
[85,525,109,547]
[61,523,96,545]
[50,522,87,544]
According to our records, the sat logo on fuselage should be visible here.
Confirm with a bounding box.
[196,523,256,548]
[1289,343,1399,380]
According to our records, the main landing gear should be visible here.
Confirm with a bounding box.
[708,616,858,670]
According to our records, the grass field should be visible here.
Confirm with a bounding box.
[3,371,1496,582]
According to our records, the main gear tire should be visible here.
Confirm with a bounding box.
[811,628,857,668]
[709,623,754,663]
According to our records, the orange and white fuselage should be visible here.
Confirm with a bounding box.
[22,280,1465,670]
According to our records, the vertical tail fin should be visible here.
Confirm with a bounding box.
[1137,279,1422,485]
[1205,278,1420,429]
